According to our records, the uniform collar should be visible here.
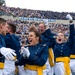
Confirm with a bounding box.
[56,42,64,45]
[0,34,5,37]
[29,43,39,47]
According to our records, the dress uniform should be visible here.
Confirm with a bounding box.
[5,33,21,60]
[41,29,55,75]
[70,35,75,75]
[0,18,16,75]
[52,24,74,75]
[16,43,48,75]
[0,34,6,75]
[5,33,21,75]
[0,34,16,75]
[41,29,55,47]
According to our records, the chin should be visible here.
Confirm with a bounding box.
[58,41,63,44]
[29,43,33,45]
[57,41,63,44]
[58,42,62,44]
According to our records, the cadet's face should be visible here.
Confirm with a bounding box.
[6,25,10,33]
[28,32,39,45]
[38,24,45,34]
[1,23,8,36]
[56,33,65,44]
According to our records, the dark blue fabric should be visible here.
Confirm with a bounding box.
[40,29,55,48]
[0,34,6,62]
[52,24,74,59]
[18,43,48,66]
[5,33,21,60]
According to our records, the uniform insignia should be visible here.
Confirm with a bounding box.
[43,44,46,46]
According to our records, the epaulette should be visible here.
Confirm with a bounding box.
[43,44,47,46]
[40,44,47,47]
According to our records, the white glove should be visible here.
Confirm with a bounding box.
[21,47,30,58]
[66,14,73,20]
[0,47,16,60]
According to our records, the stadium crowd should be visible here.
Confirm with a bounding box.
[0,5,75,75]
[6,19,69,44]
[0,6,75,19]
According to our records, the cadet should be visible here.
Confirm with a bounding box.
[69,14,75,75]
[52,14,74,75]
[70,35,75,75]
[5,23,21,60]
[16,29,49,75]
[38,23,55,75]
[0,18,16,75]
[5,23,21,75]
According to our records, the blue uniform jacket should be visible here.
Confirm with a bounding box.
[41,29,55,48]
[70,30,75,55]
[70,36,75,55]
[5,33,21,60]
[51,24,74,59]
[18,43,48,66]
[0,34,6,63]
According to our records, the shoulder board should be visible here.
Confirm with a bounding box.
[40,44,47,47]
[43,44,47,46]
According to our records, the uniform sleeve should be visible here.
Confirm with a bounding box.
[42,29,55,48]
[28,45,48,66]
[5,34,21,60]
[42,29,54,39]
[0,37,5,48]
[67,24,74,48]
[5,35,11,48]
[0,36,5,58]
[15,55,26,66]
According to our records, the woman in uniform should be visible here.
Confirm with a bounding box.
[16,29,49,75]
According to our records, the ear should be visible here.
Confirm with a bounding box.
[0,24,3,29]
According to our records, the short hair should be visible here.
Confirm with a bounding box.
[0,18,7,25]
[39,22,46,28]
[8,23,16,33]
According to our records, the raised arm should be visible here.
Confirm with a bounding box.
[66,14,74,48]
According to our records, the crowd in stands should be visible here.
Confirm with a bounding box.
[0,6,71,44]
[0,5,75,75]
[0,6,75,19]
[49,23,69,36]
[7,19,69,44]
[7,19,40,43]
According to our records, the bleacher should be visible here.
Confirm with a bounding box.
[0,6,74,42]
